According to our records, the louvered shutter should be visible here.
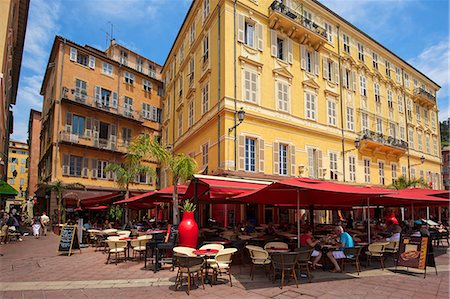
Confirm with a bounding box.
[110,124,117,149]
[287,39,293,64]
[314,51,319,75]
[65,112,72,133]
[91,159,98,178]
[62,154,70,176]
[256,23,263,51]
[273,142,279,175]
[82,157,89,177]
[238,135,245,171]
[93,119,99,147]
[317,150,323,178]
[290,145,296,176]
[334,61,339,83]
[94,86,101,103]
[70,47,77,61]
[89,56,95,69]
[259,139,265,173]
[342,67,347,88]
[270,30,277,57]
[300,45,306,70]
[352,70,357,91]
[238,14,245,43]
[307,148,314,178]
[111,92,118,108]
[323,57,329,80]
[85,117,92,137]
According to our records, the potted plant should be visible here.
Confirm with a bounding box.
[178,200,198,248]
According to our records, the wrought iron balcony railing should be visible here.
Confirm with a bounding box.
[358,130,408,150]
[414,87,436,102]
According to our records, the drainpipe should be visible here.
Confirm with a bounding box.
[54,39,66,181]
[172,56,177,153]
[336,26,346,182]
[401,68,411,180]
[233,0,237,171]
[217,1,221,171]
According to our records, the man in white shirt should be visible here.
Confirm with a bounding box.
[40,212,50,236]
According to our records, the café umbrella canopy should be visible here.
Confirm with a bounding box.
[0,180,18,196]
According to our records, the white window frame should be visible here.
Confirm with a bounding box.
[357,43,364,61]
[391,163,397,184]
[279,143,288,176]
[243,68,258,103]
[376,117,383,134]
[417,131,423,151]
[203,0,210,22]
[408,128,414,149]
[101,62,113,76]
[372,52,378,70]
[188,99,194,128]
[346,107,354,131]
[398,95,403,113]
[305,91,316,120]
[348,155,356,182]
[360,75,367,96]
[202,143,209,166]
[342,33,350,54]
[178,110,183,137]
[378,160,385,185]
[245,137,256,172]
[277,80,290,113]
[124,71,135,85]
[364,158,371,183]
[324,22,333,43]
[327,98,337,126]
[329,152,338,180]
[143,79,152,92]
[361,113,369,132]
[202,83,209,115]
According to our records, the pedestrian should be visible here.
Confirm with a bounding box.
[32,216,41,239]
[1,212,9,244]
[40,212,50,236]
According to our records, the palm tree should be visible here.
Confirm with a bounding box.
[388,176,431,190]
[37,180,85,225]
[129,135,197,224]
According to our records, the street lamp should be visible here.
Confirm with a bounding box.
[228,107,246,133]
[411,155,426,167]
[343,137,361,154]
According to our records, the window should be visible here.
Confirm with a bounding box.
[245,21,254,48]
[433,137,438,156]
[20,178,24,186]
[374,83,380,102]
[378,161,385,185]
[143,79,152,92]
[198,84,208,116]
[190,22,195,44]
[157,86,163,97]
[137,171,147,184]
[391,163,397,184]
[324,22,333,43]
[400,126,405,140]
[408,128,414,149]
[323,58,336,82]
[357,43,364,61]
[346,107,354,131]
[9,178,14,185]
[69,155,82,177]
[398,95,403,112]
[277,81,289,112]
[305,92,316,120]
[426,134,430,153]
[431,112,436,129]
[245,137,256,172]
[178,76,183,98]
[202,143,208,166]
[136,58,144,72]
[361,113,369,132]
[387,89,393,109]
[411,168,416,179]
[188,57,195,86]
[102,62,113,76]
[327,99,337,126]
[385,60,391,77]
[124,71,135,85]
[404,73,410,87]
[308,148,322,179]
[343,68,351,89]
[244,69,258,103]
[148,64,156,78]
[97,160,108,179]
[20,166,25,173]
[342,33,350,54]
[100,88,111,107]
[277,38,285,60]
[75,79,87,102]
[119,50,128,66]
[202,34,209,63]
[372,52,378,70]
[21,158,26,165]
[364,159,371,183]
[348,156,356,182]
[417,131,423,151]
[415,104,421,122]
[124,97,133,116]
[142,104,162,122]
[279,144,288,176]
[77,53,88,66]
[203,0,210,21]
[122,128,132,145]
[188,100,194,127]
[376,118,383,134]
[329,152,338,180]
[424,109,429,124]
[389,122,396,138]
[72,115,85,136]
[406,98,412,119]
[360,75,367,96]
[402,166,407,178]
[177,111,183,137]
[395,67,401,82]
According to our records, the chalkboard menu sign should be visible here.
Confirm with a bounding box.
[57,225,81,256]
[397,236,436,277]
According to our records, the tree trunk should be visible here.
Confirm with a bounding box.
[173,177,179,224]
[124,188,129,224]
[57,193,61,226]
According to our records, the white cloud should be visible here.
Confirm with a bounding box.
[84,0,165,20]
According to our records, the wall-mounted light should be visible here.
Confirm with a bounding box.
[228,107,246,134]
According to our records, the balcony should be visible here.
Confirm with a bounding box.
[358,130,408,159]
[59,131,129,154]
[269,1,328,50]
[413,87,436,108]
[61,87,144,123]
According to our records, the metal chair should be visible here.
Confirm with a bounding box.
[366,242,389,269]
[131,237,151,260]
[208,248,238,287]
[341,246,363,275]
[295,248,313,283]
[246,245,271,280]
[271,252,300,289]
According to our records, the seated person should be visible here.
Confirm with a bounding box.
[103,219,113,230]
[299,228,322,269]
[326,226,354,273]
[385,224,402,242]
[265,223,276,235]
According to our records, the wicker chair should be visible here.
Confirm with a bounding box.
[264,242,289,250]
[106,240,128,265]
[246,245,271,280]
[295,248,313,283]
[174,255,205,295]
[117,230,131,238]
[199,244,225,251]
[271,252,300,289]
[341,246,363,275]
[131,237,151,260]
[173,246,197,257]
[209,248,238,286]
[366,242,389,269]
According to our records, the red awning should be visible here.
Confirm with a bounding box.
[85,205,109,210]
[79,192,122,209]
[115,191,155,205]
[380,188,450,206]
[115,185,189,209]
[183,175,271,203]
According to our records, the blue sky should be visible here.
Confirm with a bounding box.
[12,0,449,142]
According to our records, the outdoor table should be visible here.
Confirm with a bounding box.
[266,247,290,253]
[193,249,219,285]
[144,230,167,272]
[203,239,232,246]
[119,237,137,259]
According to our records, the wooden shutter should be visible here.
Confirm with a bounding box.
[290,145,296,176]
[317,150,323,178]
[70,47,77,61]
[333,61,339,83]
[342,67,347,88]
[307,148,314,178]
[352,70,357,91]
[300,45,306,70]
[111,92,118,108]
[94,86,101,103]
[322,57,329,80]
[62,154,69,176]
[89,56,96,69]
[110,124,117,149]
[270,30,277,57]
[314,51,319,75]
[65,112,72,133]
[287,39,293,64]
[85,117,92,137]
[93,119,99,147]
[273,142,279,175]
[238,14,245,43]
[91,159,98,178]
[238,135,245,171]
[259,139,265,173]
[82,157,89,178]
[256,23,263,51]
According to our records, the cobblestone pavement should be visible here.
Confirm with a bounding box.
[0,234,448,298]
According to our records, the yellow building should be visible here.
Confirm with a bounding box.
[7,141,28,201]
[161,1,442,193]
[38,36,163,216]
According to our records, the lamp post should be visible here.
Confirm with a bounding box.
[410,155,425,167]
[228,107,245,134]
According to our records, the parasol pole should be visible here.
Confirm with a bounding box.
[426,206,430,227]
[297,188,300,248]
[367,197,371,244]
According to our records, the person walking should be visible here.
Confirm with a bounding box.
[32,216,41,239]
[40,212,50,236]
